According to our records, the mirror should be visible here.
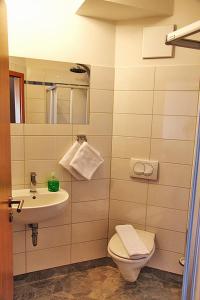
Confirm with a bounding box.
[9,56,90,124]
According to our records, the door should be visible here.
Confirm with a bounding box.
[0,0,13,299]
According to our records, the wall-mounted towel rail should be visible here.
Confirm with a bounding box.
[77,135,87,144]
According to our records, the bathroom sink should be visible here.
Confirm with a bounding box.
[12,188,69,224]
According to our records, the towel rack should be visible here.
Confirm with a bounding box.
[77,135,87,144]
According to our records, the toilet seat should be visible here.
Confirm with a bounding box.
[108,229,155,261]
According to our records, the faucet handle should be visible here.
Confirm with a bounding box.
[31,172,36,178]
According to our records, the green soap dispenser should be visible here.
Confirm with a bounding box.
[48,172,60,192]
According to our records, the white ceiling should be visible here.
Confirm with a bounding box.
[77,0,174,22]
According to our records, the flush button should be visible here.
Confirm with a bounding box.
[130,158,159,181]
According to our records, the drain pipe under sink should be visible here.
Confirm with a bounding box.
[28,223,38,246]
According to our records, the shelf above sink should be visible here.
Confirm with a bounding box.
[12,188,69,225]
[76,0,174,22]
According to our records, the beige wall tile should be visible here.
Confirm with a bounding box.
[147,227,185,254]
[92,157,111,179]
[24,160,55,184]
[12,185,25,191]
[113,114,152,137]
[25,159,71,184]
[90,66,114,90]
[73,113,113,136]
[54,136,73,159]
[72,200,109,223]
[115,66,155,90]
[25,136,56,160]
[24,124,72,136]
[13,231,25,254]
[13,253,26,276]
[72,179,109,202]
[110,179,147,204]
[84,136,112,157]
[150,139,194,164]
[158,163,192,188]
[26,69,45,82]
[11,136,24,161]
[155,66,200,91]
[109,200,146,225]
[27,246,70,272]
[146,206,188,232]
[112,136,150,159]
[108,219,145,239]
[148,184,189,210]
[58,164,73,182]
[10,124,24,136]
[72,220,108,243]
[111,158,134,180]
[114,91,153,114]
[90,89,113,113]
[11,161,24,185]
[153,91,199,116]
[152,115,196,140]
[26,85,45,98]
[71,239,107,264]
[147,249,183,275]
[26,225,71,251]
[26,98,46,113]
[13,223,25,232]
[26,113,46,124]
[44,70,66,84]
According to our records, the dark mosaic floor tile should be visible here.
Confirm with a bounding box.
[14,258,182,300]
[14,258,113,287]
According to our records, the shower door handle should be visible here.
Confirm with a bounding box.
[179,257,185,266]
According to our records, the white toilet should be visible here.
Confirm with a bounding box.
[108,229,155,282]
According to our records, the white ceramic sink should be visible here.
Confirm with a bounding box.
[12,188,69,224]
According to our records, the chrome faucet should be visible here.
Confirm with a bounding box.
[30,172,37,193]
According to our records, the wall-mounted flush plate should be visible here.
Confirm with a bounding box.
[130,158,159,180]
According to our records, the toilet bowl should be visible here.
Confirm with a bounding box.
[108,229,155,282]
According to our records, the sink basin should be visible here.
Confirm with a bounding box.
[12,188,69,224]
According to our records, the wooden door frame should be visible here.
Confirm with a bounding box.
[9,70,25,123]
[0,0,13,299]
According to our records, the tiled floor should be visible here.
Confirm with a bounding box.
[14,258,182,300]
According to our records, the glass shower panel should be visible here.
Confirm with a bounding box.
[71,87,89,124]
[46,85,89,124]
[57,86,71,124]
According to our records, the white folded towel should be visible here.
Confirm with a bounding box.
[69,142,104,180]
[115,225,149,258]
[59,141,85,180]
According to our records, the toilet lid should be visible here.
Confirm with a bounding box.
[108,229,155,260]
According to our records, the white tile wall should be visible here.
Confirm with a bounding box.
[113,114,152,137]
[13,253,26,276]
[26,246,70,272]
[114,66,155,90]
[72,220,108,243]
[110,64,200,275]
[11,65,114,275]
[11,64,200,276]
[154,66,200,91]
[71,240,107,264]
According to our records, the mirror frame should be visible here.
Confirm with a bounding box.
[9,70,25,123]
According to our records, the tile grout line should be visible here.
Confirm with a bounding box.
[145,66,156,231]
